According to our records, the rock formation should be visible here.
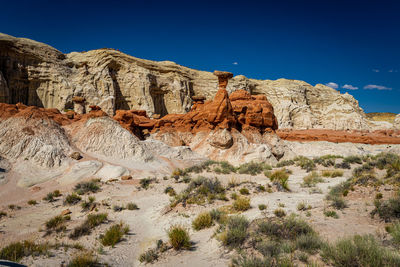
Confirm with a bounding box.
[395,114,400,129]
[0,33,378,131]
[277,129,400,145]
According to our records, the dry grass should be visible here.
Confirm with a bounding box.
[366,112,397,123]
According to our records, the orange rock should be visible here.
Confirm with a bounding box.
[121,175,132,180]
[61,209,71,216]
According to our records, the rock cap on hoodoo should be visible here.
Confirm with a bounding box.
[213,70,233,79]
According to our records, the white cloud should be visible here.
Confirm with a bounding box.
[342,84,358,90]
[325,82,339,89]
[232,62,238,65]
[372,69,380,72]
[363,84,392,90]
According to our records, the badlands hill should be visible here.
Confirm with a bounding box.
[2,32,395,131]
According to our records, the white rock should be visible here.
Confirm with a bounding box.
[96,164,129,182]
[58,160,102,185]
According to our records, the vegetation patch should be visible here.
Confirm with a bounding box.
[302,171,324,187]
[74,179,100,195]
[168,225,191,250]
[321,234,400,266]
[67,251,100,267]
[192,212,213,230]
[170,176,226,207]
[233,197,251,212]
[100,222,129,247]
[64,193,82,205]
[0,240,52,262]
[70,213,108,239]
[267,170,290,191]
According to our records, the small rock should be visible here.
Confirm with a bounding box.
[70,152,82,160]
[61,209,71,216]
[121,175,132,180]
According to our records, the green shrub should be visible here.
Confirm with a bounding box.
[343,155,362,164]
[256,240,281,257]
[269,170,290,191]
[276,160,295,167]
[258,204,267,211]
[221,215,249,248]
[335,162,351,169]
[327,179,352,200]
[258,215,314,240]
[74,179,100,195]
[371,195,400,221]
[80,196,96,211]
[210,209,226,224]
[0,240,50,262]
[67,252,99,267]
[302,172,324,187]
[171,176,226,207]
[168,225,191,250]
[100,222,129,247]
[322,170,344,178]
[295,156,315,172]
[295,233,322,253]
[140,177,155,189]
[375,192,383,199]
[237,162,271,175]
[321,234,400,266]
[112,205,125,212]
[43,192,56,202]
[268,170,288,181]
[28,200,37,205]
[126,202,139,210]
[387,222,400,245]
[164,186,176,196]
[192,212,213,230]
[139,248,159,263]
[45,215,70,232]
[231,255,282,267]
[70,213,108,239]
[239,188,250,195]
[233,197,251,211]
[330,196,347,210]
[274,208,286,218]
[64,193,82,205]
[53,190,61,197]
[324,210,339,219]
[297,201,311,211]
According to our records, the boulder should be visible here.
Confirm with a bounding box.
[208,129,234,149]
[70,152,82,160]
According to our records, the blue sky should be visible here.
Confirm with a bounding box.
[1,0,399,113]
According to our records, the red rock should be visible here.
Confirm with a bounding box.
[276,129,400,145]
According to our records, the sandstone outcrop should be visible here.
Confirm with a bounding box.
[277,129,400,145]
[395,114,400,129]
[0,33,378,131]
[0,103,71,168]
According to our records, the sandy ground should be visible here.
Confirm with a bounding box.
[0,164,393,266]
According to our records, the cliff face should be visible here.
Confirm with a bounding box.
[0,33,372,130]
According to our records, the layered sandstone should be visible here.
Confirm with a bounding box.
[277,129,400,145]
[0,33,379,131]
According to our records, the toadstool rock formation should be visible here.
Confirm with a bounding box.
[0,33,376,131]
